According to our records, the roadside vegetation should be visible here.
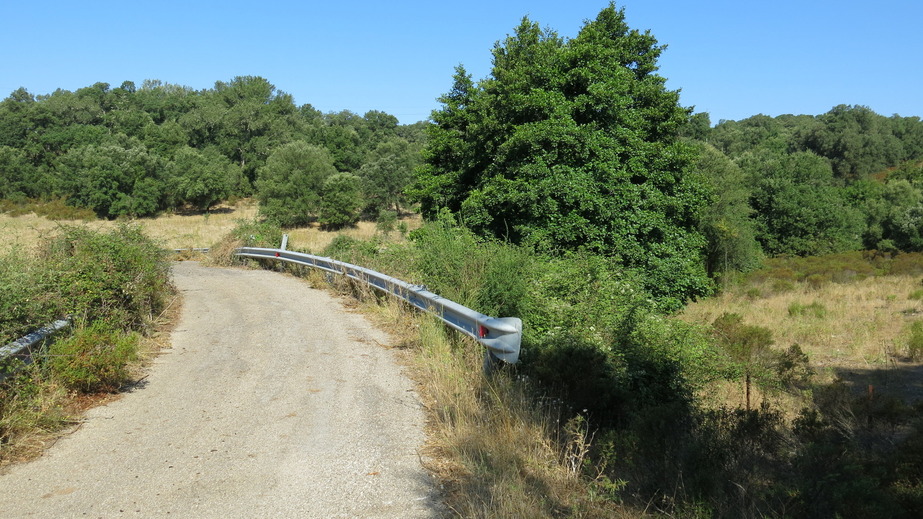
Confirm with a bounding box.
[224,217,923,518]
[0,226,173,465]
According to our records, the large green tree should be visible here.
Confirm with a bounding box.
[741,150,864,255]
[167,146,241,211]
[358,137,419,214]
[255,141,336,226]
[318,172,363,228]
[412,3,711,306]
[55,137,165,218]
[693,143,762,275]
[799,105,904,179]
[0,145,34,199]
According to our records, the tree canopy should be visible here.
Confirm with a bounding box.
[0,76,424,222]
[412,3,711,306]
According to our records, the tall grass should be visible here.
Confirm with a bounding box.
[411,317,624,518]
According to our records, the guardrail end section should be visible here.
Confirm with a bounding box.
[479,317,522,364]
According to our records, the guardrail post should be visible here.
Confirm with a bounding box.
[280,234,289,251]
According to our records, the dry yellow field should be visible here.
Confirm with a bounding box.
[680,276,922,367]
[680,275,923,407]
[0,200,420,253]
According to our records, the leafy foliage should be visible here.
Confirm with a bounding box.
[56,138,165,218]
[0,76,424,220]
[0,225,172,345]
[318,172,362,228]
[740,150,864,255]
[256,141,336,226]
[693,142,762,275]
[413,3,712,307]
[167,146,241,210]
[358,137,419,215]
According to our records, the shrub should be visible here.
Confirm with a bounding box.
[774,344,814,388]
[0,252,59,344]
[42,225,171,331]
[770,279,796,294]
[1,225,171,343]
[805,273,830,289]
[745,287,763,299]
[711,313,774,410]
[0,198,96,220]
[230,219,284,248]
[891,253,923,276]
[788,301,828,318]
[48,320,139,392]
[375,209,397,234]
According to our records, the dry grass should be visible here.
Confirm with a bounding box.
[681,276,923,368]
[0,200,422,254]
[399,316,630,518]
[681,275,923,408]
[0,200,259,252]
[285,215,420,253]
[307,275,631,517]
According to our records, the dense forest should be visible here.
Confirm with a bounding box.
[0,76,425,227]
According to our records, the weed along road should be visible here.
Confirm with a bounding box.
[0,261,439,518]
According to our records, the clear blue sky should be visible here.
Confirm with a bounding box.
[2,0,920,125]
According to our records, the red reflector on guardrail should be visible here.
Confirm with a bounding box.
[479,325,489,338]
[275,252,280,257]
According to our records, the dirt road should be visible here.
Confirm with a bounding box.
[0,262,439,518]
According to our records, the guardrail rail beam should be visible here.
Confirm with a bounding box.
[234,245,522,365]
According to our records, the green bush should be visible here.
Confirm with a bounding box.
[229,219,284,249]
[48,320,139,392]
[1,225,171,343]
[42,225,172,332]
[0,252,59,344]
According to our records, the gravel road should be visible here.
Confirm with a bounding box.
[0,261,440,518]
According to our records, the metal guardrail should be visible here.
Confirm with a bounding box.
[234,245,522,364]
[0,317,73,381]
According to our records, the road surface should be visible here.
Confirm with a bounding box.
[0,261,439,518]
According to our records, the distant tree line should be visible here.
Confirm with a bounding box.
[0,76,424,226]
[683,106,923,275]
